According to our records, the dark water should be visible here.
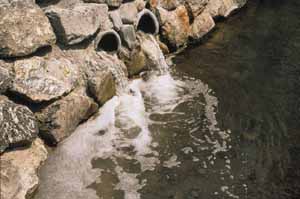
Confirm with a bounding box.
[174,0,300,198]
[35,1,300,199]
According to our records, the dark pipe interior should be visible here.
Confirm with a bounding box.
[137,14,157,34]
[97,33,119,52]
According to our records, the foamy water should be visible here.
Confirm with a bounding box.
[35,34,240,199]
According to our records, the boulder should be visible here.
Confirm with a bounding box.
[109,10,123,31]
[36,88,98,145]
[45,3,111,45]
[0,2,56,58]
[119,45,147,76]
[83,0,122,8]
[0,138,48,199]
[119,25,137,50]
[11,48,80,102]
[0,64,13,94]
[157,0,181,10]
[182,0,209,18]
[0,96,38,153]
[119,2,138,24]
[88,70,116,105]
[65,49,118,103]
[205,0,247,18]
[189,12,215,40]
[157,5,190,48]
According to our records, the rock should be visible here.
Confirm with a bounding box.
[0,64,13,94]
[106,0,122,8]
[45,3,111,45]
[88,70,116,105]
[120,25,137,50]
[83,0,122,8]
[36,88,98,145]
[189,12,215,40]
[119,2,138,24]
[134,0,146,11]
[11,48,80,102]
[109,10,123,31]
[0,96,38,153]
[157,5,190,48]
[0,2,56,58]
[119,45,147,76]
[0,138,48,199]
[159,0,181,10]
[182,0,209,18]
[205,0,247,18]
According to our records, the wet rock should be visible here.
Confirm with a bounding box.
[0,96,38,153]
[119,45,147,76]
[0,2,56,58]
[0,64,13,94]
[11,48,80,102]
[120,25,137,49]
[109,10,123,31]
[189,12,215,40]
[0,138,48,199]
[88,69,116,105]
[36,88,98,145]
[157,5,190,49]
[45,3,111,45]
[119,1,138,24]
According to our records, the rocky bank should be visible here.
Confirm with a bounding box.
[0,0,247,198]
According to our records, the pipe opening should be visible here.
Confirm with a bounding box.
[137,10,159,35]
[95,30,121,53]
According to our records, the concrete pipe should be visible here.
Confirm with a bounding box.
[94,30,121,53]
[136,9,159,35]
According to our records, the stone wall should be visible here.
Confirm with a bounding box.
[0,0,247,198]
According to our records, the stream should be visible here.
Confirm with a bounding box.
[34,0,300,199]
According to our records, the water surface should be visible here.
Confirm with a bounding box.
[35,1,300,199]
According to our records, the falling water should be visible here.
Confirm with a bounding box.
[34,33,240,199]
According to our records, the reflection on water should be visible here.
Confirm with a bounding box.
[175,0,300,198]
[35,1,300,199]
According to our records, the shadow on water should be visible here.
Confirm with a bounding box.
[174,0,300,198]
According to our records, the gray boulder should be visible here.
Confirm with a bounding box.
[120,25,137,50]
[0,64,13,94]
[0,2,56,58]
[45,3,111,45]
[109,10,123,31]
[119,2,138,24]
[65,49,118,104]
[36,88,98,145]
[0,138,48,199]
[0,96,38,153]
[11,48,80,102]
